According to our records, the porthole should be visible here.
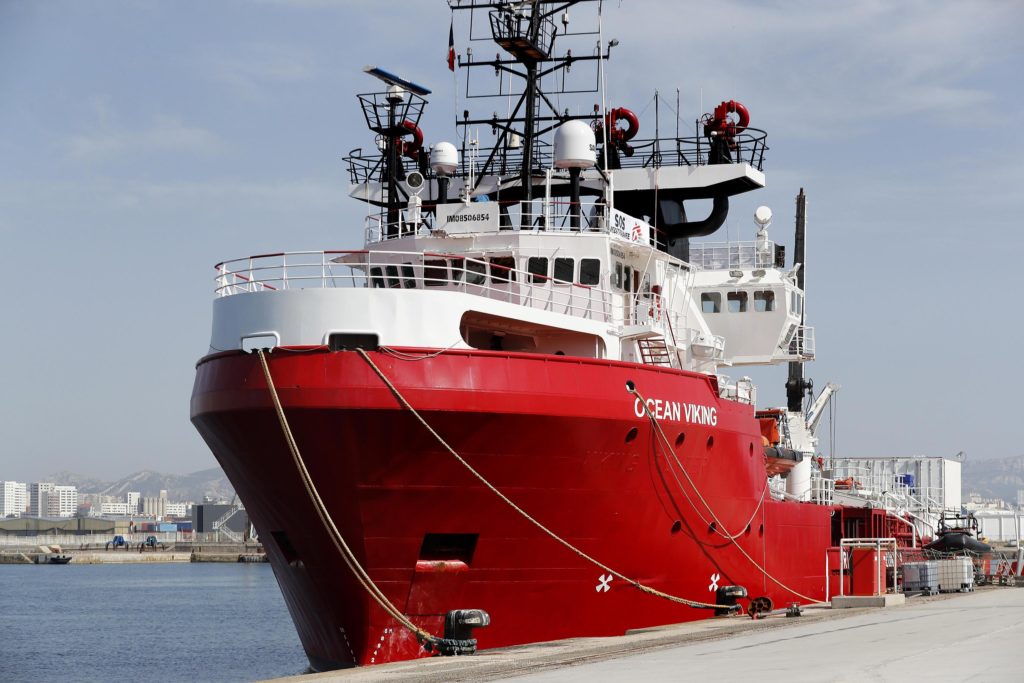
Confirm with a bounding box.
[706,435,714,449]
[675,432,686,448]
[625,427,638,443]
[671,520,682,534]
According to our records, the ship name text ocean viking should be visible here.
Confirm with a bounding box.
[632,398,717,426]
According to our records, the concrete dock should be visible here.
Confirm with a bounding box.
[267,586,1024,683]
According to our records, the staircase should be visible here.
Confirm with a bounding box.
[637,337,672,366]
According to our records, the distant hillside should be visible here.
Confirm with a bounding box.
[45,467,234,503]
[962,454,1024,504]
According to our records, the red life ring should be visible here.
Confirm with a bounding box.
[704,100,750,141]
[394,120,423,159]
[594,107,639,143]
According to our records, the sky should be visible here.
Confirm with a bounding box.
[1,0,1022,482]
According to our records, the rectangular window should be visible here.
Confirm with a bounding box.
[614,262,623,289]
[528,257,549,283]
[401,264,416,289]
[450,259,464,283]
[370,266,385,289]
[727,291,748,313]
[754,290,775,312]
[385,264,400,288]
[466,259,487,285]
[423,260,448,286]
[490,256,517,283]
[554,257,574,284]
[701,292,721,313]
[579,258,600,286]
[623,266,633,292]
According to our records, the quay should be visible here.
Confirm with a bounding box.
[0,540,265,564]
[266,586,1024,683]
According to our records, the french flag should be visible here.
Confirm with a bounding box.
[447,19,455,71]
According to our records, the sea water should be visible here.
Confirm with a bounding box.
[0,563,308,683]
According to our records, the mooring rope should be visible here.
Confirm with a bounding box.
[629,384,826,605]
[256,350,441,648]
[355,348,721,610]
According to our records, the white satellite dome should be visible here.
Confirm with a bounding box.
[553,120,596,169]
[430,142,459,176]
[754,205,773,227]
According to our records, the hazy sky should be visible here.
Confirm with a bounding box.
[1,0,1021,482]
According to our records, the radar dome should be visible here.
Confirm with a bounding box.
[430,142,459,176]
[554,120,596,169]
[754,205,773,227]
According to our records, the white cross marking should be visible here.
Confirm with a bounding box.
[708,573,720,592]
[596,573,612,592]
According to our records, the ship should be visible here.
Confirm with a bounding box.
[190,1,923,670]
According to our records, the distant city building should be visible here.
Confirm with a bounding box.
[51,485,78,517]
[28,482,55,517]
[100,502,133,516]
[165,502,189,517]
[127,491,141,513]
[0,481,28,518]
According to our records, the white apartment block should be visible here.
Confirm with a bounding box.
[165,502,189,517]
[1,481,28,517]
[127,491,141,513]
[28,482,55,517]
[51,486,78,517]
[100,502,133,516]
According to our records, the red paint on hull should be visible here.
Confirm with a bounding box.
[190,348,837,669]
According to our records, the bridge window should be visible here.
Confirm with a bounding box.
[554,257,574,284]
[491,256,517,283]
[402,264,417,289]
[624,266,633,292]
[613,261,623,289]
[385,265,401,288]
[579,258,600,286]
[466,259,487,285]
[370,267,385,288]
[423,260,448,286]
[528,257,549,283]
[701,292,721,314]
[727,291,748,313]
[754,290,775,312]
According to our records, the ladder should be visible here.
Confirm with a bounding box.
[637,337,672,366]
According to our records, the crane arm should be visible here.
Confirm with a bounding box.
[806,382,839,434]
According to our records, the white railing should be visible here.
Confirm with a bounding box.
[215,249,616,324]
[364,198,613,243]
[689,240,778,271]
[785,324,815,359]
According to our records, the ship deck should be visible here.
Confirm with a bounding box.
[264,585,1024,682]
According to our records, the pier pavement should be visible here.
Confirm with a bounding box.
[269,586,1024,683]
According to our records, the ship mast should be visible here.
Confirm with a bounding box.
[451,0,608,226]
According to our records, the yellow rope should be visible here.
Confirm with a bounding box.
[256,350,439,645]
[630,385,827,605]
[356,348,721,610]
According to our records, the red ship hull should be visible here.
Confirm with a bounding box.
[191,348,837,669]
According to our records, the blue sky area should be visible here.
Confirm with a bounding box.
[1,1,1022,481]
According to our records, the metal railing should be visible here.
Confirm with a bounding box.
[344,128,767,186]
[363,198,611,243]
[688,239,778,270]
[786,325,815,359]
[215,249,616,324]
